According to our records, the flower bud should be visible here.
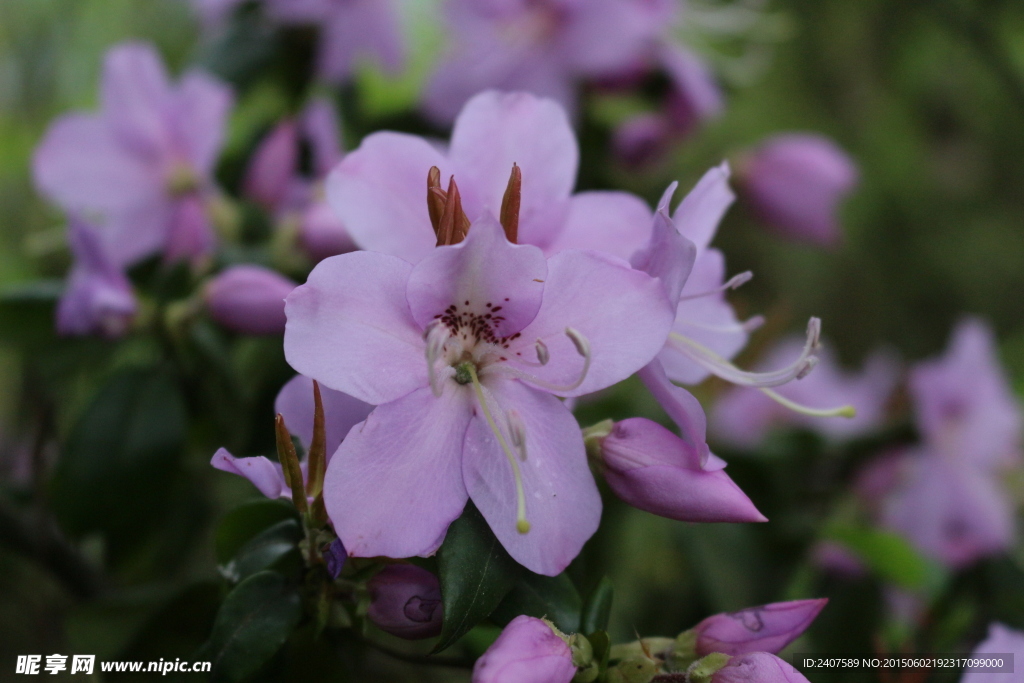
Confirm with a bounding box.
[323,538,347,579]
[693,599,828,656]
[736,133,858,248]
[204,265,296,335]
[366,564,443,640]
[243,119,299,212]
[711,652,811,683]
[598,418,766,523]
[472,615,576,683]
[57,217,137,338]
[299,200,357,262]
[660,43,724,137]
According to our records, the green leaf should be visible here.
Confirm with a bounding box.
[216,499,299,565]
[51,366,187,563]
[199,571,303,683]
[0,279,61,347]
[588,630,611,674]
[825,525,939,590]
[224,519,303,582]
[581,576,614,635]
[434,503,521,653]
[492,571,582,634]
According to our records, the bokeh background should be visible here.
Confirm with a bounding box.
[1,0,1022,680]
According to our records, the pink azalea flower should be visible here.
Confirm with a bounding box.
[693,599,828,657]
[56,217,137,338]
[211,374,372,498]
[284,213,675,575]
[873,318,1022,569]
[736,133,858,248]
[960,623,1024,683]
[472,615,575,683]
[33,42,232,267]
[423,0,678,123]
[909,318,1022,470]
[327,90,655,265]
[711,339,898,447]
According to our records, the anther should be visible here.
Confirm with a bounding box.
[678,271,753,302]
[507,409,528,461]
[535,339,550,365]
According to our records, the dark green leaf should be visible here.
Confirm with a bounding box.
[825,525,937,590]
[581,576,614,635]
[224,519,303,582]
[51,366,186,563]
[199,571,303,683]
[0,279,61,347]
[216,499,299,565]
[434,503,521,653]
[492,571,582,634]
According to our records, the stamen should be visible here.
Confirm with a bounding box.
[497,328,593,393]
[424,321,451,396]
[535,339,550,365]
[668,317,822,388]
[759,387,856,418]
[467,364,531,534]
[680,315,765,334]
[678,271,753,302]
[507,409,528,461]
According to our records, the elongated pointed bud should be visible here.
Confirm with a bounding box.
[275,414,308,514]
[436,175,471,246]
[693,599,828,656]
[427,166,445,235]
[499,163,521,243]
[306,380,327,499]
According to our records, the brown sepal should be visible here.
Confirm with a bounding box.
[427,166,445,235]
[436,175,471,246]
[275,414,308,515]
[499,163,521,244]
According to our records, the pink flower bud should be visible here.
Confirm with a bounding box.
[599,418,766,523]
[204,265,296,335]
[299,200,357,262]
[243,120,299,211]
[712,653,811,683]
[737,134,858,248]
[694,599,828,656]
[472,615,575,683]
[366,564,443,640]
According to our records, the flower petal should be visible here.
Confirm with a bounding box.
[671,162,734,252]
[284,251,427,405]
[274,374,373,461]
[211,447,286,499]
[100,42,174,157]
[449,91,578,249]
[637,359,713,467]
[406,214,547,336]
[173,71,234,175]
[631,209,697,304]
[546,190,654,261]
[509,250,674,397]
[463,378,601,575]
[325,131,449,263]
[325,384,472,560]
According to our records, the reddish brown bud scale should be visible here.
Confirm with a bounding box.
[499,163,521,244]
[426,166,445,235]
[275,414,308,514]
[436,175,471,246]
[306,380,327,499]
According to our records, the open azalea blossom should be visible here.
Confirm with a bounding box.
[712,339,898,447]
[423,0,680,123]
[211,374,372,498]
[33,42,232,266]
[56,217,138,338]
[867,319,1022,568]
[285,210,675,575]
[327,90,656,264]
